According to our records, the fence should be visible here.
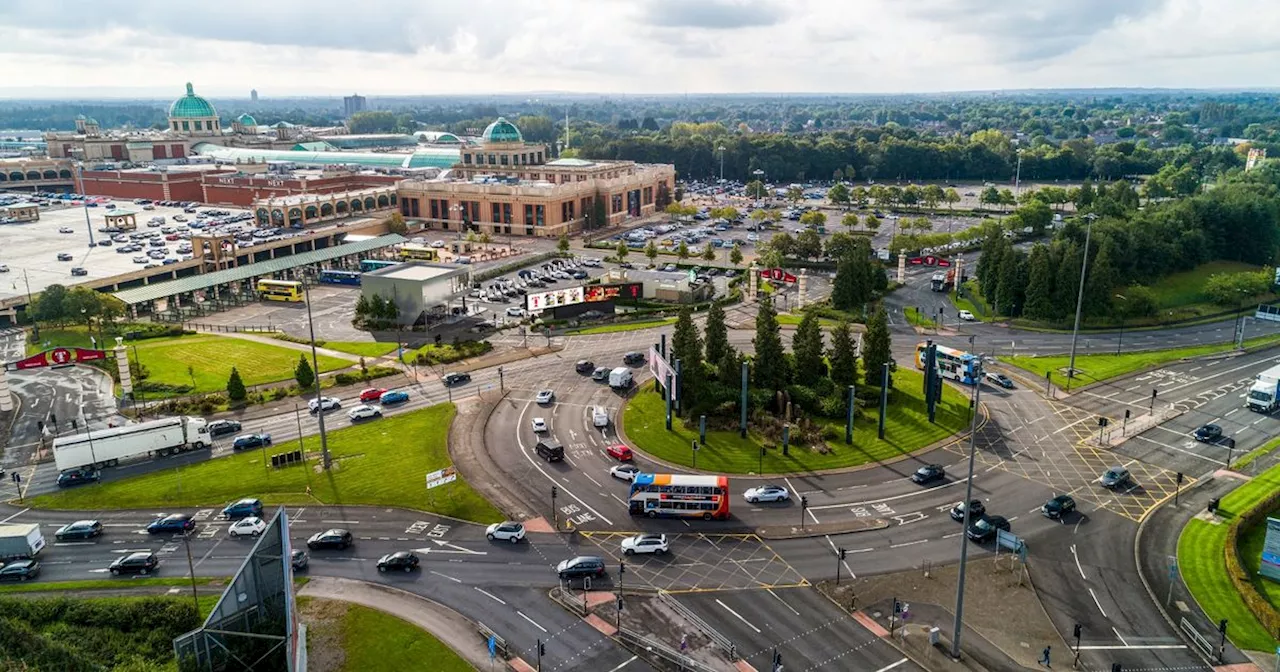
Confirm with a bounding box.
[616,626,724,672]
[1179,617,1214,659]
[475,621,511,660]
[181,322,280,334]
[548,585,587,617]
[657,592,737,660]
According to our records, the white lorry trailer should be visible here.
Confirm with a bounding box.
[0,523,46,560]
[1246,364,1280,413]
[52,416,211,472]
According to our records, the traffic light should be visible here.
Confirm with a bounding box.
[1073,623,1081,639]
[800,495,808,509]
[838,548,847,560]
[893,598,902,614]
[1111,664,1121,672]
[1218,619,1228,635]
[551,485,558,500]
[619,561,626,575]
[538,639,546,657]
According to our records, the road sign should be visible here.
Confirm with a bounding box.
[426,466,457,489]
[759,267,798,283]
[996,529,1024,553]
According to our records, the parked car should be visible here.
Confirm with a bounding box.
[54,520,102,541]
[228,517,267,538]
[1100,466,1130,489]
[966,515,1011,542]
[222,498,264,519]
[485,521,526,543]
[0,559,40,582]
[623,351,645,366]
[347,404,382,421]
[379,390,410,405]
[109,552,158,575]
[506,307,526,317]
[56,253,73,261]
[556,556,606,580]
[377,551,420,572]
[911,464,946,484]
[610,464,640,481]
[1042,494,1077,519]
[147,513,195,534]
[308,397,341,413]
[535,389,555,404]
[949,499,985,522]
[232,433,271,450]
[743,484,790,503]
[531,417,549,433]
[621,534,669,556]
[307,529,353,550]
[359,388,387,402]
[207,419,242,437]
[442,372,471,387]
[575,360,595,374]
[1193,424,1223,442]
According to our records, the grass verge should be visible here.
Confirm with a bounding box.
[1000,334,1280,386]
[1178,462,1280,652]
[0,577,221,594]
[31,404,504,524]
[300,597,474,672]
[322,341,400,358]
[566,317,677,335]
[622,370,969,474]
[135,334,350,395]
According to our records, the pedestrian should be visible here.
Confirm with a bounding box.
[1039,645,1050,667]
[305,486,312,497]
[680,634,688,652]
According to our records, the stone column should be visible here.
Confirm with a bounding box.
[114,337,133,398]
[797,268,809,308]
[748,263,758,298]
[954,256,964,288]
[0,367,12,412]
[897,254,906,284]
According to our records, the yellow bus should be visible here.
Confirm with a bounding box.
[256,279,304,302]
[398,244,439,262]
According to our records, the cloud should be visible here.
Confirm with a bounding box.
[642,0,786,29]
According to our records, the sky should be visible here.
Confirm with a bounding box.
[0,0,1278,98]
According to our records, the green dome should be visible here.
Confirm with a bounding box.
[169,83,217,119]
[482,117,522,143]
[237,113,257,126]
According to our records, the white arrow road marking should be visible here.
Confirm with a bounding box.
[413,540,487,556]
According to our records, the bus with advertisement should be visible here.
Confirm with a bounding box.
[915,342,981,385]
[398,244,439,262]
[256,279,303,302]
[628,474,730,520]
[359,259,400,273]
[318,269,361,286]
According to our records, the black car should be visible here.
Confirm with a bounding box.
[910,464,946,484]
[0,560,40,582]
[147,513,195,534]
[966,515,1011,542]
[232,433,271,450]
[1042,494,1077,519]
[1193,424,1223,442]
[575,360,595,374]
[291,549,309,571]
[307,528,353,550]
[56,468,100,488]
[623,352,645,366]
[442,372,471,387]
[377,551,420,572]
[207,419,242,437]
[55,519,103,540]
[222,498,264,519]
[949,499,985,522]
[110,552,158,575]
[556,556,606,580]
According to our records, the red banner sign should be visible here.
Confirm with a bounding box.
[908,255,951,267]
[584,282,643,303]
[7,347,108,371]
[758,268,798,283]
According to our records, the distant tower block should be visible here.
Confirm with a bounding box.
[251,88,258,103]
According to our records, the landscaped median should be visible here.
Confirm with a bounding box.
[1177,461,1280,653]
[30,404,504,524]
[621,369,970,474]
[563,317,677,336]
[298,597,474,672]
[1000,333,1280,387]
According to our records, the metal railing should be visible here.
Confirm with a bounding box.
[616,626,724,672]
[548,586,586,617]
[182,322,280,334]
[657,592,736,660]
[476,621,511,660]
[1179,617,1214,658]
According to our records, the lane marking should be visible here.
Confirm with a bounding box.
[889,539,927,549]
[606,656,639,671]
[1088,588,1108,618]
[715,598,761,633]
[766,588,800,616]
[1112,627,1128,647]
[518,611,548,633]
[429,570,461,583]
[1071,544,1087,581]
[515,400,614,525]
[1076,645,1187,650]
[874,658,909,672]
[810,476,971,512]
[475,587,507,605]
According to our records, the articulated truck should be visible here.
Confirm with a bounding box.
[930,269,955,292]
[52,416,211,473]
[1246,364,1280,413]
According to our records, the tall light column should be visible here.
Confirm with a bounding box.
[1065,213,1097,385]
[303,271,331,469]
[951,368,983,659]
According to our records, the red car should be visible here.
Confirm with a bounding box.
[606,444,633,461]
[359,388,386,402]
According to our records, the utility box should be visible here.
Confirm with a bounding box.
[929,627,940,646]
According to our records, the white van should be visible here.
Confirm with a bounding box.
[608,367,633,389]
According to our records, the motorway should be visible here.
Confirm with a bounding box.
[4,256,1278,670]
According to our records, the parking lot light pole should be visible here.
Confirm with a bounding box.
[302,274,331,469]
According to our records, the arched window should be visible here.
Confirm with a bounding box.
[321,203,334,216]
[363,197,376,210]
[42,170,57,180]
[351,200,363,212]
[305,205,318,220]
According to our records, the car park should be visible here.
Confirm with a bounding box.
[207,419,242,437]
[621,534,669,556]
[1042,494,1077,519]
[55,520,103,541]
[949,499,985,522]
[485,521,526,543]
[377,551,420,572]
[380,390,410,405]
[147,513,195,534]
[1193,424,1223,442]
[1100,466,1130,489]
[531,417,549,433]
[911,464,946,484]
[347,404,382,421]
[0,559,40,582]
[228,517,267,537]
[222,498,264,519]
[966,515,1011,542]
[307,529,353,550]
[308,397,341,413]
[109,552,158,575]
[605,444,633,461]
[556,556,606,580]
[232,433,271,450]
[610,464,640,481]
[743,484,790,503]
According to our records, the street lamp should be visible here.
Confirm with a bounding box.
[1114,294,1127,355]
[77,164,95,247]
[1013,150,1023,196]
[301,270,332,469]
[717,145,726,182]
[752,169,765,202]
[951,355,984,659]
[1066,213,1097,388]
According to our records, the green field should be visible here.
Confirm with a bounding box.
[566,317,677,335]
[31,404,504,524]
[302,599,474,672]
[0,577,221,595]
[622,370,969,474]
[1145,260,1262,308]
[1001,334,1280,386]
[1177,462,1280,652]
[134,334,351,394]
[323,341,400,358]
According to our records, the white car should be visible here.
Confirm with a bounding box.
[535,389,555,404]
[485,521,526,543]
[610,464,640,481]
[582,258,601,267]
[592,406,609,428]
[531,417,549,433]
[58,226,74,234]
[308,397,341,413]
[506,307,526,318]
[743,484,790,503]
[621,533,669,556]
[430,240,446,248]
[228,517,266,538]
[347,404,382,421]
[958,310,976,321]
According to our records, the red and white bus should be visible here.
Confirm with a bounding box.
[628,474,730,520]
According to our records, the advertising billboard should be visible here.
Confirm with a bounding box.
[6,347,108,371]
[585,282,643,303]
[526,285,585,312]
[648,345,679,401]
[1260,516,1280,582]
[758,268,798,283]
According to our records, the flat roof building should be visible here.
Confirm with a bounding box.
[361,261,471,326]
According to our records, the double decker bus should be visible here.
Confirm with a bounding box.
[915,342,981,385]
[318,269,361,286]
[628,474,730,520]
[398,244,439,262]
[359,259,400,273]
[255,279,303,302]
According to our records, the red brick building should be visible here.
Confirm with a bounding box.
[77,167,227,203]
[200,171,402,207]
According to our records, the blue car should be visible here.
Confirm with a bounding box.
[222,498,263,520]
[147,513,195,534]
[379,390,410,405]
[232,433,271,450]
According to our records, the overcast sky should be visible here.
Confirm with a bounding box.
[1,0,1277,98]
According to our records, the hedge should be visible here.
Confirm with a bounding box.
[1225,486,1280,640]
